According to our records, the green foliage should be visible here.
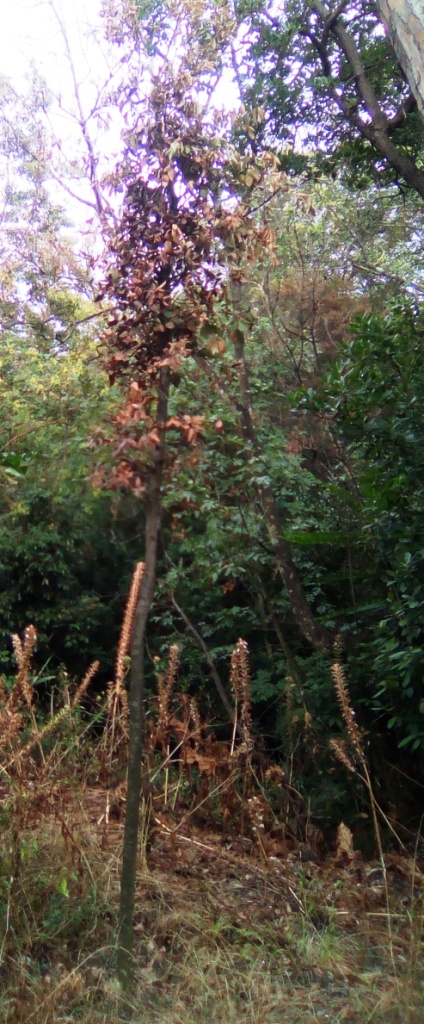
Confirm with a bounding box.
[0,483,138,676]
[233,1,424,194]
[312,303,424,749]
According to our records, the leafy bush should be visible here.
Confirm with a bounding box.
[315,303,424,750]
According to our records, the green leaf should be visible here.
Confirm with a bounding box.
[57,876,69,898]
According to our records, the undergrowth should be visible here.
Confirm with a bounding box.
[0,594,423,1023]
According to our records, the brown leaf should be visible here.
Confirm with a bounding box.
[147,430,161,445]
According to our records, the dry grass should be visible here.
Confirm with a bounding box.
[0,784,422,1024]
[0,631,422,1023]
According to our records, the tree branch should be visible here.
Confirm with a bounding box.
[170,594,238,725]
[309,1,424,199]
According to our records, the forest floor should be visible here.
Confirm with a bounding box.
[1,780,423,1024]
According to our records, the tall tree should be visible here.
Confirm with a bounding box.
[231,0,424,199]
[100,63,268,985]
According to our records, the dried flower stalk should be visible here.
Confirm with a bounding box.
[329,737,355,773]
[101,565,145,768]
[10,625,37,710]
[230,638,252,750]
[331,662,363,754]
[157,644,180,733]
[165,644,180,695]
[189,697,201,737]
[115,561,144,686]
[72,661,100,709]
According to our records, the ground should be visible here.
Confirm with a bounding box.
[1,780,423,1024]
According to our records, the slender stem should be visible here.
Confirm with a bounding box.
[170,594,237,726]
[117,367,170,989]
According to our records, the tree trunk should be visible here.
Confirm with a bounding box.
[378,1,424,115]
[117,366,170,990]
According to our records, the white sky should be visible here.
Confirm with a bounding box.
[1,0,104,87]
[0,0,239,234]
[0,0,125,231]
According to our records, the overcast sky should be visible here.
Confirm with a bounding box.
[1,1,239,231]
[1,0,103,87]
[0,1,127,229]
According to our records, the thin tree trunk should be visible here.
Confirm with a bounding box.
[117,366,170,989]
[256,584,307,690]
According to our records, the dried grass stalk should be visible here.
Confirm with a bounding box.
[106,677,129,722]
[331,662,363,754]
[115,561,144,686]
[6,706,70,768]
[0,709,23,751]
[157,644,180,732]
[72,661,100,709]
[230,638,252,750]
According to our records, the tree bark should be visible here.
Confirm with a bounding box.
[117,366,170,989]
[378,1,424,116]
